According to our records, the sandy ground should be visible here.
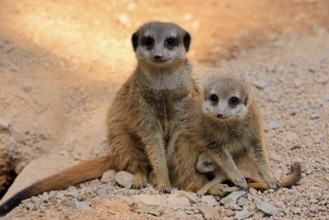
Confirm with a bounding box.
[0,0,329,219]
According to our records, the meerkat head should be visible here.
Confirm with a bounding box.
[131,21,191,67]
[196,152,216,173]
[202,76,250,120]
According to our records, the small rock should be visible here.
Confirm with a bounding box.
[253,77,271,89]
[293,79,303,88]
[132,203,164,216]
[0,118,11,130]
[270,152,281,162]
[237,197,249,206]
[249,188,257,195]
[201,195,217,207]
[131,195,164,216]
[292,207,301,214]
[96,187,107,197]
[309,113,320,120]
[101,170,117,183]
[287,195,299,203]
[65,199,91,211]
[174,210,188,219]
[255,199,279,215]
[167,195,190,209]
[306,168,315,175]
[309,66,316,73]
[310,198,318,203]
[284,132,298,142]
[289,102,300,109]
[115,171,133,188]
[131,195,163,206]
[319,199,328,205]
[316,163,324,170]
[224,201,242,210]
[40,192,49,202]
[31,196,41,204]
[220,191,246,205]
[310,206,317,212]
[235,210,253,220]
[265,118,279,131]
[224,209,235,217]
[315,75,328,84]
[309,102,321,109]
[178,191,199,203]
[290,145,302,150]
[198,205,219,220]
[324,94,329,102]
[25,202,35,210]
[267,93,279,102]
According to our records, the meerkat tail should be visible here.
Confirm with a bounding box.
[0,155,113,216]
[247,162,302,190]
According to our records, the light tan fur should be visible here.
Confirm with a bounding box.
[196,152,301,196]
[168,76,282,194]
[0,21,197,215]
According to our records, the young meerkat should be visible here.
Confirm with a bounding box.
[201,76,280,190]
[196,152,301,196]
[0,21,198,215]
[168,76,281,194]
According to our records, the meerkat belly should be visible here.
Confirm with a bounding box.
[144,88,189,133]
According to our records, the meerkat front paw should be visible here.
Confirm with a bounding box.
[266,176,280,190]
[230,174,248,191]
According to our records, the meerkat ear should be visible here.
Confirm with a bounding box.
[131,32,138,51]
[244,96,249,106]
[183,32,191,52]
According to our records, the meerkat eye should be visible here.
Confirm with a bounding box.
[209,94,219,104]
[166,37,178,48]
[228,96,240,107]
[141,36,154,49]
[203,161,213,167]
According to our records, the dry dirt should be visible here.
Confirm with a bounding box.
[0,0,328,219]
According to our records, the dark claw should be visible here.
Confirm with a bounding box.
[242,186,249,192]
[159,186,172,194]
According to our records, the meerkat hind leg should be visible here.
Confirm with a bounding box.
[132,171,148,189]
[197,173,227,196]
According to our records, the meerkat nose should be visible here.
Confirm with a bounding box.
[217,114,224,118]
[154,54,163,61]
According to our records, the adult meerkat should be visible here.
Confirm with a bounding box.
[0,21,197,215]
[196,152,301,196]
[168,76,281,194]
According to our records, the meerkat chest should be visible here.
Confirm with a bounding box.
[142,87,189,121]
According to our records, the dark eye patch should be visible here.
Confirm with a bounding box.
[209,94,219,104]
[141,36,154,49]
[165,37,179,48]
[203,161,213,167]
[228,96,240,107]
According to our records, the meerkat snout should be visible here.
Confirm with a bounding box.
[154,54,164,61]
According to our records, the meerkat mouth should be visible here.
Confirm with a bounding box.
[152,58,171,64]
[216,114,227,119]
